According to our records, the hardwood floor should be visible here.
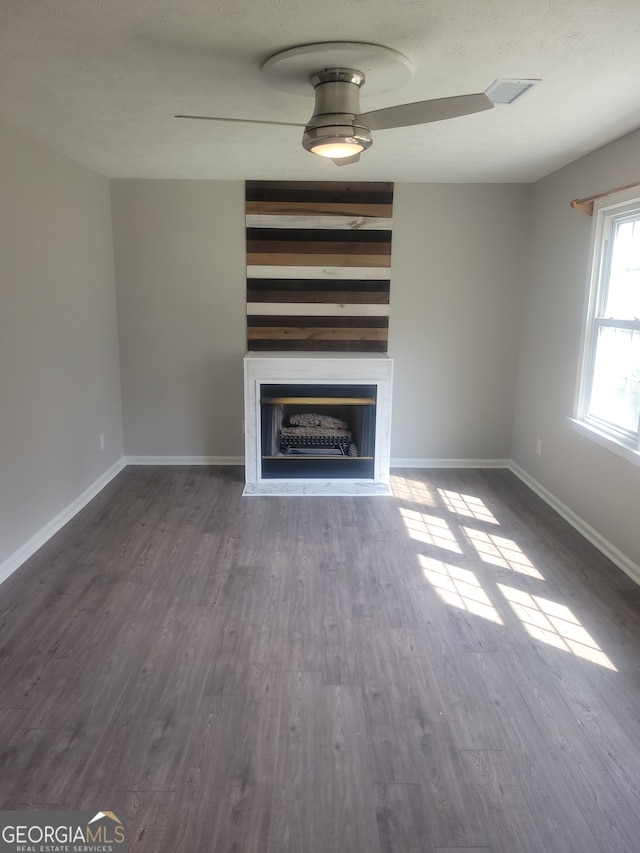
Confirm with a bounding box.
[1,466,640,852]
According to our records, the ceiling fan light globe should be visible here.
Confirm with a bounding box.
[311,141,365,159]
[302,124,373,159]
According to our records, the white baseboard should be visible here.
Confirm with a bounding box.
[391,458,510,469]
[0,457,126,588]
[125,456,244,466]
[4,455,637,593]
[509,462,640,587]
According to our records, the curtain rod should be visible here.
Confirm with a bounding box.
[570,180,640,215]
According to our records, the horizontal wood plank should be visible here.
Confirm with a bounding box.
[246,214,394,231]
[247,252,391,268]
[246,228,391,244]
[247,303,389,317]
[245,183,393,205]
[247,290,390,304]
[248,314,388,328]
[247,240,391,257]
[246,201,393,218]
[247,277,390,292]
[246,180,393,193]
[247,326,387,340]
[247,265,391,280]
[248,338,388,351]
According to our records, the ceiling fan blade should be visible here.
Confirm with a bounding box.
[331,153,361,166]
[358,92,494,131]
[174,114,306,128]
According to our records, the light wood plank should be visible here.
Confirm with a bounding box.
[247,264,391,279]
[246,214,394,230]
[245,201,393,217]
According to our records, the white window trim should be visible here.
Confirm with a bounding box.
[573,186,640,465]
[569,416,640,468]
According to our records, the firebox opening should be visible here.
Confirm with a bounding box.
[260,383,377,480]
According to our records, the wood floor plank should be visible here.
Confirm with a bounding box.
[286,560,362,683]
[459,749,551,853]
[268,671,381,853]
[2,466,640,852]
[476,648,640,853]
[164,665,283,852]
[375,780,489,852]
[124,791,177,853]
[359,625,453,784]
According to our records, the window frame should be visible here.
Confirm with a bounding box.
[573,188,640,463]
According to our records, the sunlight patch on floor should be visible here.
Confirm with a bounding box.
[391,475,437,507]
[400,507,463,553]
[438,488,499,524]
[497,584,617,670]
[463,527,544,578]
[419,555,503,624]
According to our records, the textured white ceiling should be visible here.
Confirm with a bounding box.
[2,0,640,182]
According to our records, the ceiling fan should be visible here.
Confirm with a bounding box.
[175,42,500,166]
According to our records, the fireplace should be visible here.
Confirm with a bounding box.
[244,353,393,495]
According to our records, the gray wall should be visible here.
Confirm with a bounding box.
[110,180,530,462]
[110,180,247,458]
[4,117,639,576]
[390,183,530,460]
[0,121,123,569]
[512,127,640,568]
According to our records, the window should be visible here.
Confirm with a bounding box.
[576,193,640,456]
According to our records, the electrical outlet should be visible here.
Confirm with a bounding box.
[100,433,105,451]
[536,438,542,456]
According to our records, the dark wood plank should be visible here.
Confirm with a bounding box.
[246,251,392,267]
[247,288,390,304]
[248,314,388,328]
[246,227,392,244]
[247,277,391,291]
[247,326,387,341]
[248,338,388,352]
[246,179,394,194]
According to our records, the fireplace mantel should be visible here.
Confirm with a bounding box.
[243,352,393,496]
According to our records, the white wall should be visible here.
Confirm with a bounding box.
[0,121,124,570]
[110,180,530,462]
[512,128,640,568]
[110,180,247,458]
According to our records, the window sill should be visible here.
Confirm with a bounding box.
[569,417,640,469]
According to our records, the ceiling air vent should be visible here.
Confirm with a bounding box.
[485,78,541,105]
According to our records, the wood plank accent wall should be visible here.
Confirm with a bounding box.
[246,180,393,352]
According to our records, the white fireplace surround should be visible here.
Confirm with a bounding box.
[243,352,393,496]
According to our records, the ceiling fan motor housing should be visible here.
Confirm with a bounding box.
[302,68,373,156]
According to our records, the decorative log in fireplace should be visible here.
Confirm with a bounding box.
[244,353,393,496]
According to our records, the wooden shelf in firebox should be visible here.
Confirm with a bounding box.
[262,455,374,460]
[262,396,375,406]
